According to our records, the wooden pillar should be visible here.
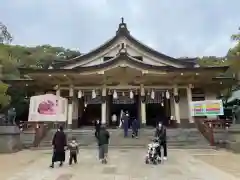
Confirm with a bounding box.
[67,85,74,129]
[187,84,194,123]
[173,86,180,124]
[101,87,107,125]
[140,85,146,126]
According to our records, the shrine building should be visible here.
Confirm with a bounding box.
[6,19,235,129]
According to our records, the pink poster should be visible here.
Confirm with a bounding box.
[37,99,58,115]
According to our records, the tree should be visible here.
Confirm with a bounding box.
[0,22,13,44]
[198,56,229,67]
[231,27,240,42]
[0,82,10,108]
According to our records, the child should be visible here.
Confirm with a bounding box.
[131,118,139,138]
[67,137,79,165]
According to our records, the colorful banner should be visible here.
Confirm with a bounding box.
[190,100,224,116]
[28,94,68,122]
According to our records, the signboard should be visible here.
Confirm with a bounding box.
[190,100,224,116]
[28,94,68,122]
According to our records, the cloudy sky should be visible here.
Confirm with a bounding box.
[1,0,239,57]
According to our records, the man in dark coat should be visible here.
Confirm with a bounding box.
[155,122,167,160]
[97,125,110,164]
[50,126,67,168]
[94,119,101,138]
[122,112,129,137]
[131,118,139,138]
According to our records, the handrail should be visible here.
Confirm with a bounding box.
[195,118,215,146]
[203,119,232,129]
[33,123,50,147]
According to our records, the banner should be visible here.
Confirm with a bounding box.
[28,94,68,122]
[190,100,224,116]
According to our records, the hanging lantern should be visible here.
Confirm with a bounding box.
[150,90,155,99]
[78,90,82,98]
[92,89,96,99]
[130,90,134,99]
[113,90,118,99]
[166,90,170,99]
[161,102,164,107]
[84,103,87,107]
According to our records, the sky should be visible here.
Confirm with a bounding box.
[0,0,240,58]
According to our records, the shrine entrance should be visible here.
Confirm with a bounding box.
[108,90,139,127]
[145,90,170,127]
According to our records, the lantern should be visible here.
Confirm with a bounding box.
[78,90,82,98]
[166,90,170,99]
[92,89,96,99]
[113,90,118,99]
[130,90,134,99]
[150,90,155,99]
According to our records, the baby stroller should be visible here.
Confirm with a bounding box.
[145,138,161,165]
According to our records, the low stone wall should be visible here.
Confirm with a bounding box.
[0,126,22,153]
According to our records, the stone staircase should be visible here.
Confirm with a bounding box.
[34,128,212,149]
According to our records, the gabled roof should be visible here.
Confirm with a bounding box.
[54,19,197,68]
[19,52,229,74]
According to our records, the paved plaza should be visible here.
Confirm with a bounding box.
[1,148,240,180]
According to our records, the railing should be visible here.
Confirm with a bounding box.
[195,118,232,146]
[203,119,232,129]
[33,123,49,147]
[19,121,66,131]
[195,118,215,146]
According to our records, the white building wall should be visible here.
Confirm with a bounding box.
[179,90,188,120]
[170,90,190,120]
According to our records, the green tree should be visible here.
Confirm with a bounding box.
[0,82,10,107]
[198,56,229,67]
[0,22,13,44]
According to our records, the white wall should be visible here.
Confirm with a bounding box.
[170,89,189,120]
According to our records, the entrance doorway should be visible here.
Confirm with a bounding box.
[79,104,101,126]
[109,95,139,127]
[146,103,167,127]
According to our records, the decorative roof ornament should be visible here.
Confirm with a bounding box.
[116,17,129,34]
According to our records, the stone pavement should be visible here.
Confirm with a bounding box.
[1,148,240,180]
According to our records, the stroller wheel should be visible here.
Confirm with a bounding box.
[145,158,149,164]
[153,159,158,165]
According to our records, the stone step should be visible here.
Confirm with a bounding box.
[29,128,211,150]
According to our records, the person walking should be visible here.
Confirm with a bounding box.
[50,126,67,168]
[131,118,139,138]
[155,122,167,161]
[67,137,79,165]
[122,112,129,137]
[97,125,110,164]
[94,119,101,138]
